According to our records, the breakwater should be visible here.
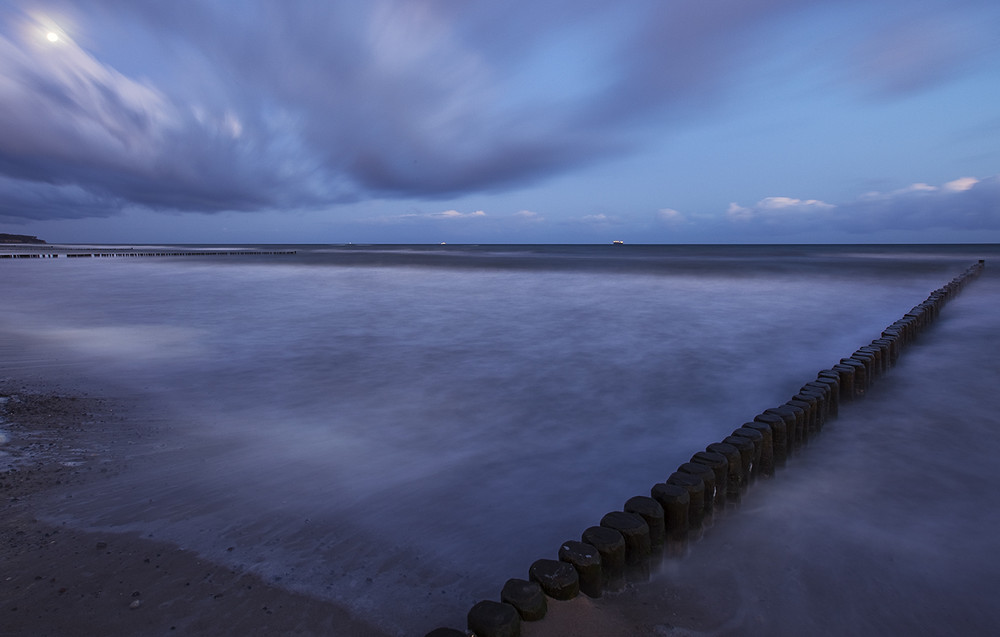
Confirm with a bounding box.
[1,250,296,259]
[427,259,986,637]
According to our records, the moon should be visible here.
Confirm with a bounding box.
[46,32,59,42]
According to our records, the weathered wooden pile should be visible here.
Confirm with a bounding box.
[427,259,985,637]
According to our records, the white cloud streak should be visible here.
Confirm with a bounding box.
[723,175,1000,235]
[727,197,836,222]
[658,208,686,225]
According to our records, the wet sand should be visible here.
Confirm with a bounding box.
[0,387,390,637]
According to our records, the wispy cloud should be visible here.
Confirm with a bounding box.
[723,175,1000,234]
[844,175,1000,232]
[943,177,978,192]
[1,0,998,224]
[846,14,986,97]
[430,210,487,219]
[727,197,836,223]
[578,213,623,225]
[371,208,488,224]
[657,208,686,225]
[514,209,543,222]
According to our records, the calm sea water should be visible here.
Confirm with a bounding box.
[1,244,997,634]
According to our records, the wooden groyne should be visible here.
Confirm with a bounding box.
[0,250,296,259]
[427,259,987,637]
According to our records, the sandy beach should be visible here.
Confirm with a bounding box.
[3,257,998,637]
[0,385,706,637]
[0,387,391,637]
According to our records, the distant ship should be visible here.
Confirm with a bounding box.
[612,240,624,245]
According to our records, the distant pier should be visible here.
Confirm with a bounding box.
[1,250,297,259]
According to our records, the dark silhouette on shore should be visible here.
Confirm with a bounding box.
[0,233,45,244]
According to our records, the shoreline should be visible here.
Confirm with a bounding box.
[0,384,734,637]
[0,383,390,637]
[3,256,997,636]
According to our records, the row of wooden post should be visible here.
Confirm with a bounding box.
[427,259,986,637]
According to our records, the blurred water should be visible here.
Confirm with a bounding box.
[637,265,1000,637]
[0,244,994,634]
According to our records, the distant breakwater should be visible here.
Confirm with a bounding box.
[0,250,296,259]
[428,259,986,637]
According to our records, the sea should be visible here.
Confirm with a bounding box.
[1,243,998,635]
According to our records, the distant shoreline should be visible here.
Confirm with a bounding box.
[0,233,45,244]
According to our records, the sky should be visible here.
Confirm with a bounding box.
[1,0,998,244]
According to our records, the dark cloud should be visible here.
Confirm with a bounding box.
[0,176,121,221]
[1,0,998,221]
[0,8,329,217]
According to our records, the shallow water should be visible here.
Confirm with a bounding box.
[0,244,995,634]
[639,265,1000,636]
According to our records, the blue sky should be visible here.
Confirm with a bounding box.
[1,0,998,244]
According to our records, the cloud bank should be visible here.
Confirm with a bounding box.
[1,0,998,224]
[723,175,1000,236]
